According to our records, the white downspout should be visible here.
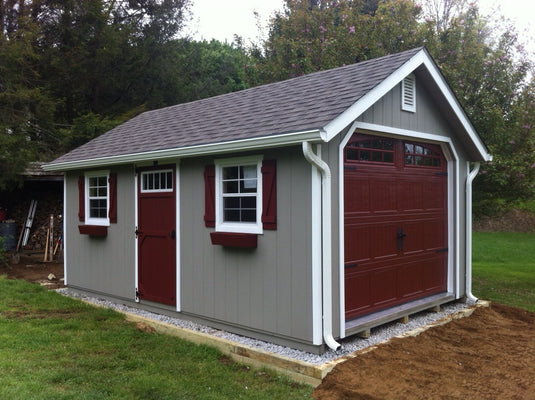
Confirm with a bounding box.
[465,161,480,303]
[302,141,342,351]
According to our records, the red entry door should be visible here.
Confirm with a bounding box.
[137,166,176,306]
[344,134,448,320]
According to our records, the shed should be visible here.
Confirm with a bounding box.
[45,47,491,353]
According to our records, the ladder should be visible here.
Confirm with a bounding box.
[22,200,37,247]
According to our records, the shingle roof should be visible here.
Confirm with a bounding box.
[48,47,423,166]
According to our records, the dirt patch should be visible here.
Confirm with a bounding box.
[1,253,65,290]
[474,209,535,233]
[314,303,534,400]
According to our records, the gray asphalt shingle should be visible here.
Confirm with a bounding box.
[49,47,422,165]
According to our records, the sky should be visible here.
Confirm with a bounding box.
[187,0,535,56]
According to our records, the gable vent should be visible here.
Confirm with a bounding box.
[402,74,416,112]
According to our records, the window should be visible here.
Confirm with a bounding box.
[404,143,441,167]
[215,156,263,234]
[346,138,394,164]
[82,171,114,226]
[204,157,277,235]
[401,74,416,112]
[141,170,173,192]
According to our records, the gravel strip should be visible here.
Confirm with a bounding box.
[57,288,475,365]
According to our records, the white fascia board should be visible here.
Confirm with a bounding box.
[44,129,323,172]
[323,49,492,162]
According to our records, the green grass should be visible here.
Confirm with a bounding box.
[472,232,535,312]
[0,277,313,399]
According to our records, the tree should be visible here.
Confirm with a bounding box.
[0,11,56,189]
[251,0,425,83]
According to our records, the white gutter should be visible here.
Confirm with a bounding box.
[465,161,480,302]
[302,141,342,352]
[44,129,323,172]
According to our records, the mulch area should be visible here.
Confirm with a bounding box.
[313,303,534,400]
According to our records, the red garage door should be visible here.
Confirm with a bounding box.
[344,134,448,320]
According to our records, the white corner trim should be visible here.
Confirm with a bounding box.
[63,177,68,286]
[337,121,360,338]
[175,163,181,312]
[134,170,139,302]
[311,147,323,345]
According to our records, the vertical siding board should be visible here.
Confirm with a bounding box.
[66,167,135,300]
[175,148,313,344]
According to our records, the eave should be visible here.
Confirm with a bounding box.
[44,129,323,172]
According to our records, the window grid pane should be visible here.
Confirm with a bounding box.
[141,170,173,192]
[404,142,441,167]
[88,175,108,220]
[221,164,258,223]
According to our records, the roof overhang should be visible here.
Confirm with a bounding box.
[322,48,492,162]
[44,129,323,171]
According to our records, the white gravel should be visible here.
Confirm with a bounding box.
[57,288,476,365]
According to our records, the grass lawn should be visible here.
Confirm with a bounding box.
[0,277,313,399]
[472,232,535,312]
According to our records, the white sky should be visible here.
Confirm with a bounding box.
[187,0,535,57]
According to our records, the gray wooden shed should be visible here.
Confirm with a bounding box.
[45,47,491,353]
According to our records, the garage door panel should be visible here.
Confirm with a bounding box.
[398,180,424,211]
[423,218,446,251]
[344,271,371,317]
[344,224,372,264]
[371,179,397,213]
[371,223,398,259]
[370,267,398,306]
[344,177,370,214]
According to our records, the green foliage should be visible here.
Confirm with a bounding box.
[0,278,313,398]
[253,0,424,82]
[0,236,7,266]
[472,232,535,311]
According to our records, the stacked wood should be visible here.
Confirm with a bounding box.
[8,187,63,253]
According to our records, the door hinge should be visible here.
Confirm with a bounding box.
[436,247,449,253]
[135,227,142,237]
[136,289,143,299]
[435,172,448,176]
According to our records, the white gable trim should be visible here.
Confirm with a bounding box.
[323,49,492,162]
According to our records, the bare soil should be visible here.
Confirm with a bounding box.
[314,303,535,400]
[1,253,65,290]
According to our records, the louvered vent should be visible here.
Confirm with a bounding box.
[402,74,416,112]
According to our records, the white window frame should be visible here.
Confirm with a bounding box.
[140,169,174,193]
[215,155,263,234]
[85,170,110,226]
[401,74,416,112]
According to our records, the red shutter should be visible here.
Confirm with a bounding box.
[108,173,117,223]
[261,160,277,230]
[204,165,216,227]
[78,176,85,222]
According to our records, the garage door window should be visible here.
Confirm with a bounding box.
[404,143,441,167]
[346,138,394,163]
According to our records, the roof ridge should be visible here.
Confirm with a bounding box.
[143,47,424,116]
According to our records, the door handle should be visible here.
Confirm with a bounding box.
[397,228,407,252]
[170,229,176,239]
